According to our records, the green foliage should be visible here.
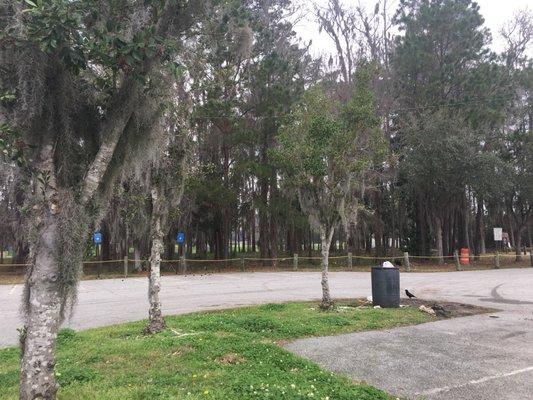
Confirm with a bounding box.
[276,87,340,181]
[20,0,166,75]
[276,64,385,232]
[21,0,88,73]
[0,122,26,168]
[393,0,491,107]
[0,302,431,399]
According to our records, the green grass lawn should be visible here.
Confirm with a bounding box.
[0,301,432,399]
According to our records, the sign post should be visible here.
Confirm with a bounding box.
[493,227,502,253]
[93,232,103,278]
[176,232,185,273]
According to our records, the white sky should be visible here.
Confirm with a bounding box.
[293,0,532,57]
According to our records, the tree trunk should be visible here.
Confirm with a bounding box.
[13,240,29,265]
[259,184,269,265]
[20,215,63,400]
[463,190,471,249]
[435,216,444,264]
[134,247,141,271]
[269,207,278,267]
[418,196,428,256]
[145,188,165,334]
[165,232,175,260]
[515,227,523,262]
[507,215,515,251]
[251,210,256,253]
[319,227,335,310]
[197,230,207,258]
[476,198,486,254]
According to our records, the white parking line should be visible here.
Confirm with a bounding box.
[9,285,17,295]
[421,366,533,396]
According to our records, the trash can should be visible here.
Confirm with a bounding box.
[371,266,400,308]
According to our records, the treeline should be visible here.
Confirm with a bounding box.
[1,0,532,267]
[110,0,532,263]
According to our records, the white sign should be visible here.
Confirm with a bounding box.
[493,227,502,241]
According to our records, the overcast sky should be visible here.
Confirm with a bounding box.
[293,0,532,57]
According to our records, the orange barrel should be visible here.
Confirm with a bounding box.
[460,248,470,265]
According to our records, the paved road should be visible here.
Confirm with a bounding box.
[1,269,532,400]
[286,268,533,400]
[0,268,530,348]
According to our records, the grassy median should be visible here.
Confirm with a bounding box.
[0,301,432,399]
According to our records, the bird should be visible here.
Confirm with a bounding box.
[405,289,416,299]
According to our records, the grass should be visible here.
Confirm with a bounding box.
[0,301,432,400]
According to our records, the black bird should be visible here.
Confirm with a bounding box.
[405,289,416,299]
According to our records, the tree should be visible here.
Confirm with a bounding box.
[182,0,315,262]
[145,107,188,334]
[497,10,532,260]
[392,0,494,259]
[0,0,204,397]
[276,66,384,309]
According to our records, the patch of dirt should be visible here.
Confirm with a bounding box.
[333,297,497,319]
[215,353,246,365]
[400,298,497,318]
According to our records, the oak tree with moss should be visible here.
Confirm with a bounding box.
[0,0,203,397]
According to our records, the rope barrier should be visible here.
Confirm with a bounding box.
[0,263,30,267]
[82,259,125,265]
[186,258,242,263]
[1,251,530,269]
[408,255,456,259]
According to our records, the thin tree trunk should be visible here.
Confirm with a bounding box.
[319,227,335,310]
[259,181,269,265]
[477,198,486,254]
[418,196,428,255]
[515,227,523,262]
[463,190,471,249]
[145,187,165,334]
[436,216,444,264]
[134,247,141,271]
[251,210,256,253]
[507,215,515,251]
[269,203,278,267]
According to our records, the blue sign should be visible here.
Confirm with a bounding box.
[93,232,102,245]
[176,232,185,244]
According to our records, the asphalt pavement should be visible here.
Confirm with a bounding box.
[1,268,532,400]
[286,268,533,400]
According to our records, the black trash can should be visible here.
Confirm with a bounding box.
[371,266,400,308]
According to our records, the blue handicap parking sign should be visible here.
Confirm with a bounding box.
[93,232,102,245]
[176,232,185,244]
